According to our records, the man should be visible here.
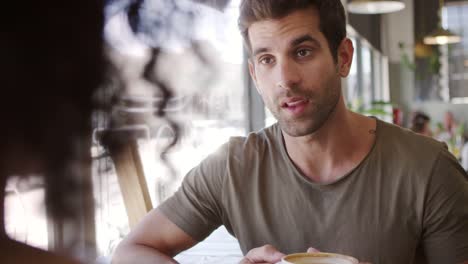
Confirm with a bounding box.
[112,1,468,263]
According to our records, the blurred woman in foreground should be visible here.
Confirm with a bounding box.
[0,1,105,263]
[0,0,228,262]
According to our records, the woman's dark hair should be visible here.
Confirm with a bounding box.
[1,1,105,218]
[1,0,230,223]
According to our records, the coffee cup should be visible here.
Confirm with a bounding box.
[280,252,359,264]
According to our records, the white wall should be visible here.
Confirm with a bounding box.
[380,0,414,63]
[380,0,415,122]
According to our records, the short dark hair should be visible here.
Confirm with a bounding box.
[238,0,347,62]
[411,111,431,133]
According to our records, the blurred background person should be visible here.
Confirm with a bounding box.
[0,0,106,263]
[462,133,468,172]
[436,111,459,142]
[410,111,433,137]
[434,111,465,160]
[444,111,459,137]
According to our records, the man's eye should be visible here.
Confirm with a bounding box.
[259,56,274,65]
[296,49,311,57]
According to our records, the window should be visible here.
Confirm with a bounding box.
[361,41,373,108]
[443,2,468,101]
[346,36,360,107]
[345,26,391,121]
[95,0,246,259]
[4,177,48,250]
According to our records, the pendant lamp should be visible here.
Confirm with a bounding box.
[347,0,405,14]
[423,0,461,45]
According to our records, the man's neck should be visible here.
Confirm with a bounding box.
[283,101,376,183]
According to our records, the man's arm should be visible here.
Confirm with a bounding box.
[112,209,198,264]
[421,149,468,264]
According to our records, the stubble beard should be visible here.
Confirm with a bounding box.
[271,84,341,137]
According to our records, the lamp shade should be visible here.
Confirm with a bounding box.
[414,41,433,58]
[347,0,405,14]
[423,27,461,45]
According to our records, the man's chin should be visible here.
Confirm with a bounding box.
[279,121,321,137]
[279,108,339,136]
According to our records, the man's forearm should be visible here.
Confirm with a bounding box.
[112,243,178,264]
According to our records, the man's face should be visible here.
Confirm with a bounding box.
[248,7,353,137]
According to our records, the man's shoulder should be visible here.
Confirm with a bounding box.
[374,119,451,176]
[225,123,280,155]
[195,123,280,173]
[378,119,446,154]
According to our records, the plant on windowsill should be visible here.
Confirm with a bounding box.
[348,99,394,123]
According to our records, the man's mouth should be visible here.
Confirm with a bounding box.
[281,97,309,108]
[283,100,307,107]
[281,98,309,115]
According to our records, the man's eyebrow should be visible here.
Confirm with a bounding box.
[291,34,321,47]
[251,35,320,57]
[252,47,269,57]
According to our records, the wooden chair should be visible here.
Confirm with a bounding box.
[96,125,153,229]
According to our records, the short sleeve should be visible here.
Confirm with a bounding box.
[157,144,228,242]
[422,149,468,263]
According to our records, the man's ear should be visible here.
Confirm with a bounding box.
[337,38,354,77]
[248,59,263,95]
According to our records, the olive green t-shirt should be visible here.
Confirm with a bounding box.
[159,119,468,264]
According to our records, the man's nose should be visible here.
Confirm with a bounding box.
[275,59,301,90]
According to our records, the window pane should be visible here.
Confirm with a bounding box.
[361,43,373,107]
[373,51,382,101]
[94,0,246,259]
[347,37,359,104]
[444,3,468,100]
[4,177,48,250]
